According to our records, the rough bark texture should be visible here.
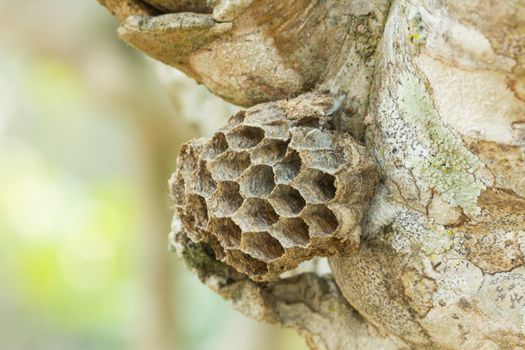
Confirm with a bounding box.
[99,0,525,349]
[330,1,525,348]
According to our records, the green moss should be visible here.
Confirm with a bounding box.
[397,72,485,215]
[181,240,236,282]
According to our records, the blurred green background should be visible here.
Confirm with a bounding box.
[0,1,306,349]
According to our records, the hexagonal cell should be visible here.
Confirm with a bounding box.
[190,161,217,196]
[241,232,285,263]
[184,194,209,229]
[208,151,251,181]
[268,185,306,217]
[294,168,336,203]
[208,217,242,249]
[233,198,279,232]
[301,204,338,237]
[225,249,268,276]
[274,150,302,185]
[268,217,310,248]
[239,164,276,198]
[299,149,345,173]
[202,132,229,160]
[291,115,321,128]
[250,139,289,165]
[290,127,333,150]
[207,181,244,217]
[263,121,289,140]
[226,125,265,149]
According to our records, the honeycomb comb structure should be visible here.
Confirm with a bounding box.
[170,93,379,281]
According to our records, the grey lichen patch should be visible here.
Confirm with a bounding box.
[388,209,453,256]
[517,231,525,257]
[477,268,525,341]
[429,258,484,309]
[397,72,487,215]
[364,192,454,256]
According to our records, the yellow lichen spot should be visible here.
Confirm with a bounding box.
[408,32,420,43]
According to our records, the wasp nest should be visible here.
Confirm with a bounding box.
[170,93,379,281]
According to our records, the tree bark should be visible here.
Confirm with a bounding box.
[99,1,525,349]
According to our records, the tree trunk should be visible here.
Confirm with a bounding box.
[98,1,525,349]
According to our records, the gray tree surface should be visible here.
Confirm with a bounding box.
[99,1,525,349]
